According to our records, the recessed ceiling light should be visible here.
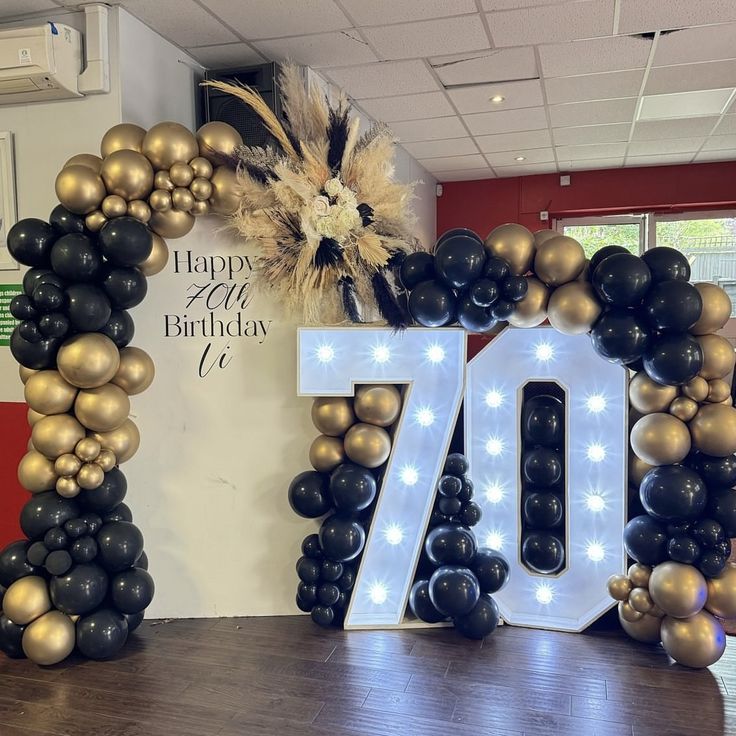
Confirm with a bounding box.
[514,155,526,161]
[637,88,735,121]
[490,95,505,104]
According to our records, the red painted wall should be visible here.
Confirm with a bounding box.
[0,403,30,549]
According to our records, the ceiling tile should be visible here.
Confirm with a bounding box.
[485,148,556,166]
[482,0,572,8]
[202,0,351,39]
[431,47,537,86]
[325,61,439,98]
[0,0,58,16]
[693,150,736,162]
[702,134,736,151]
[402,138,479,159]
[627,137,706,156]
[357,92,454,122]
[545,70,644,105]
[539,35,651,78]
[494,162,559,177]
[476,129,553,153]
[645,60,736,95]
[438,168,495,181]
[362,15,489,61]
[420,154,489,172]
[253,31,378,68]
[555,142,628,160]
[389,116,467,142]
[447,80,544,115]
[186,43,265,68]
[632,117,720,141]
[549,98,638,127]
[653,23,736,67]
[340,0,476,25]
[626,154,695,166]
[122,0,237,46]
[552,123,631,145]
[715,115,736,135]
[464,107,549,135]
[486,0,614,47]
[558,157,624,171]
[618,0,736,34]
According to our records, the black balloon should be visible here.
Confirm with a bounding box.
[102,502,133,523]
[399,251,435,290]
[111,567,154,614]
[329,464,376,513]
[49,204,85,235]
[667,535,701,564]
[484,256,510,282]
[10,328,60,369]
[590,308,650,364]
[522,395,562,447]
[458,502,482,527]
[522,532,564,574]
[699,551,727,577]
[643,333,703,386]
[66,283,112,331]
[100,309,135,347]
[20,492,80,541]
[0,614,25,659]
[319,514,365,562]
[454,593,500,640]
[288,471,331,518]
[408,280,456,327]
[125,612,145,633]
[428,566,480,617]
[438,496,462,516]
[102,266,147,310]
[522,448,562,487]
[425,524,477,566]
[45,550,73,576]
[44,527,68,550]
[70,536,99,564]
[0,541,38,587]
[471,548,509,594]
[523,492,563,529]
[301,533,323,559]
[98,217,153,267]
[311,605,335,627]
[457,294,496,333]
[38,312,70,339]
[76,609,129,660]
[458,477,474,502]
[706,487,736,537]
[6,218,56,267]
[589,245,630,272]
[624,515,669,565]
[50,233,102,282]
[691,518,725,548]
[592,253,651,307]
[50,562,108,615]
[9,295,37,320]
[32,281,66,312]
[80,468,127,513]
[491,298,514,321]
[641,280,702,333]
[445,453,469,476]
[96,521,144,572]
[320,559,343,582]
[18,320,42,343]
[23,267,52,296]
[296,556,321,584]
[691,454,736,488]
[640,465,707,522]
[81,513,103,536]
[469,279,498,308]
[337,567,355,591]
[409,579,446,623]
[438,475,463,497]
[436,228,482,248]
[641,246,690,283]
[64,519,88,539]
[500,275,528,302]
[434,235,486,289]
[297,582,318,608]
[317,582,340,606]
[27,542,50,567]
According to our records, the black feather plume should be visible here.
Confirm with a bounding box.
[339,276,361,323]
[244,162,271,184]
[371,269,409,330]
[357,203,374,226]
[314,237,344,269]
[327,105,350,172]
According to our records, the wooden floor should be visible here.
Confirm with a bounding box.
[0,616,733,736]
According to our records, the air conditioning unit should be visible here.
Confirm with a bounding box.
[0,23,82,105]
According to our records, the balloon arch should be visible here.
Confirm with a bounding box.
[1,117,735,669]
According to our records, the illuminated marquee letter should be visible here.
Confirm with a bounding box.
[298,327,465,628]
[465,327,627,631]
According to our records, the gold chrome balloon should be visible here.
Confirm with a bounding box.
[17,450,58,493]
[27,408,46,427]
[669,396,698,422]
[190,177,213,201]
[629,587,655,614]
[484,223,535,275]
[84,210,107,232]
[629,372,678,414]
[630,413,690,466]
[707,378,731,403]
[546,281,601,335]
[112,346,155,395]
[64,153,103,173]
[197,121,243,163]
[74,383,130,433]
[628,563,652,588]
[22,611,76,666]
[629,453,654,488]
[344,423,392,468]
[606,574,632,601]
[682,375,709,402]
[55,453,82,477]
[619,607,662,644]
[56,476,80,498]
[691,282,732,335]
[154,170,175,192]
[507,277,549,328]
[690,403,736,456]
[661,611,726,669]
[100,123,146,157]
[139,233,169,276]
[92,418,140,463]
[697,334,735,381]
[75,436,101,462]
[649,561,707,618]
[77,462,105,490]
[533,235,586,286]
[3,577,51,625]
[190,200,211,217]
[309,435,346,473]
[142,121,199,170]
[31,414,86,459]
[57,333,120,389]
[101,149,154,201]
[354,385,402,427]
[127,199,152,223]
[24,370,78,415]
[149,208,195,239]
[55,164,106,215]
[149,189,172,212]
[172,187,195,212]
[170,162,194,187]
[533,229,559,248]
[311,397,355,437]
[19,366,37,384]
[96,448,117,472]
[190,156,214,179]
[705,563,736,619]
[209,166,241,215]
[101,194,128,218]
[619,599,644,623]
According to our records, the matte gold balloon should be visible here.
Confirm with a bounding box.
[209,166,242,215]
[101,194,127,218]
[154,170,175,192]
[84,210,107,232]
[546,281,601,335]
[344,423,392,468]
[27,408,46,427]
[55,453,81,477]
[127,199,151,223]
[149,208,195,239]
[697,333,735,380]
[707,378,731,403]
[31,414,86,459]
[649,561,707,618]
[690,403,736,456]
[100,123,146,157]
[55,164,106,215]
[17,450,58,493]
[139,232,169,276]
[630,412,690,466]
[149,189,172,212]
[57,333,120,389]
[19,365,37,384]
[77,462,104,490]
[309,435,346,473]
[172,187,195,212]
[92,418,140,463]
[629,587,655,614]
[619,599,644,622]
[96,448,117,472]
[629,371,678,414]
[190,156,214,179]
[619,607,662,644]
[142,121,199,170]
[628,563,652,588]
[190,177,213,201]
[691,282,732,335]
[484,223,535,275]
[669,396,698,422]
[197,121,243,163]
[101,149,154,201]
[75,436,101,462]
[190,200,211,217]
[576,259,591,283]
[354,385,402,427]
[3,577,51,625]
[534,235,586,286]
[705,563,736,619]
[24,370,78,415]
[170,162,194,187]
[533,229,559,248]
[607,574,632,601]
[74,383,131,433]
[629,453,654,489]
[311,397,355,437]
[112,346,155,395]
[661,611,726,669]
[56,476,80,498]
[64,153,103,173]
[682,375,709,402]
[22,611,76,666]
[507,277,549,327]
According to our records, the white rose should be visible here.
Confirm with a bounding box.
[324,177,343,198]
[312,195,330,217]
[337,187,358,208]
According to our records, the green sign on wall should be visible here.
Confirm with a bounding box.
[0,283,21,347]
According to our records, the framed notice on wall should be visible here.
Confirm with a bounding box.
[0,131,18,271]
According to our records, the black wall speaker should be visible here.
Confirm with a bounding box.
[201,62,284,148]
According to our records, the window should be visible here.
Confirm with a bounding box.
[558,215,645,259]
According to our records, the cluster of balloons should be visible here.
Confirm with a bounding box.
[520,394,565,575]
[289,386,403,626]
[410,453,510,639]
[428,452,482,529]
